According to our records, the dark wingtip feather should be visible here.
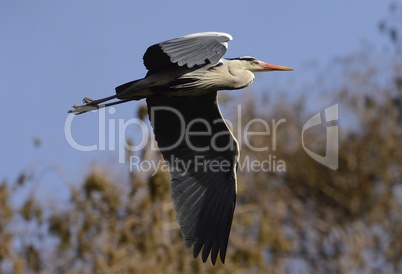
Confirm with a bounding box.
[211,251,218,265]
[211,245,220,265]
[143,44,174,74]
[219,246,227,264]
[193,241,203,260]
[202,241,213,264]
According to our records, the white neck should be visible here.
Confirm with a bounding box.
[226,60,255,89]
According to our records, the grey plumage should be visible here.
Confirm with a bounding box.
[68,32,292,264]
[147,92,237,264]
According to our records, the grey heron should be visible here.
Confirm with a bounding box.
[69,32,293,264]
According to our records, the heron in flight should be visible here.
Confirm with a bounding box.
[69,32,293,264]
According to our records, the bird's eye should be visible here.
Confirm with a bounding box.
[251,60,259,65]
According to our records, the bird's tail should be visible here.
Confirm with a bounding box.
[115,79,141,95]
[68,79,149,115]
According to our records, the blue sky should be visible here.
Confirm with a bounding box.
[0,1,392,199]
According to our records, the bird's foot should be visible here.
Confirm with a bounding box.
[68,97,99,114]
[83,97,94,104]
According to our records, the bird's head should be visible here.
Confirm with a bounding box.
[236,56,293,72]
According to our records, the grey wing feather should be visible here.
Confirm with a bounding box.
[146,92,238,264]
[143,32,232,73]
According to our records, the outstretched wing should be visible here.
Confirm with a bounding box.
[143,32,232,74]
[146,92,238,264]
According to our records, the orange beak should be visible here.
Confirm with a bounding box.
[259,62,293,71]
